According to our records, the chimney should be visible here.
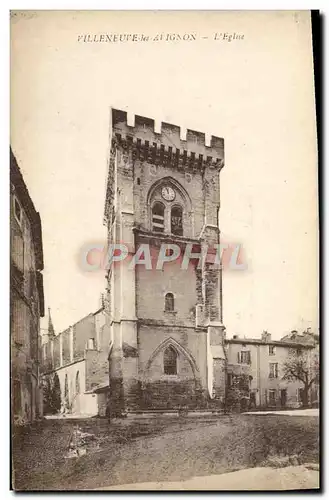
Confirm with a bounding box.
[261,330,271,342]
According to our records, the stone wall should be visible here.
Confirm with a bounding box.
[85,349,109,392]
[73,314,96,361]
[137,323,208,409]
[135,239,198,326]
[133,159,205,237]
[142,379,202,410]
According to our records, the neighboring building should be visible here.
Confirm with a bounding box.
[40,307,110,417]
[10,148,45,425]
[226,331,319,409]
[104,109,226,415]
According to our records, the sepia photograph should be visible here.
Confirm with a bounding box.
[10,10,319,491]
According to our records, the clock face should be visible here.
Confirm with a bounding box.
[161,186,175,202]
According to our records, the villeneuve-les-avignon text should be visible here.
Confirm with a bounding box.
[77,32,245,43]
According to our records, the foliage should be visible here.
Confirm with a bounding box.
[52,373,62,413]
[42,377,53,415]
[225,374,250,412]
[42,374,61,415]
[282,350,319,408]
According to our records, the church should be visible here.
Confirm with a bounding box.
[104,108,226,415]
[40,109,318,418]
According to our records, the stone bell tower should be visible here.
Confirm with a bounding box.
[104,108,226,415]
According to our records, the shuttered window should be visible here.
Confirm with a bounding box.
[11,299,26,345]
[152,202,165,232]
[171,205,183,236]
[238,351,251,364]
[269,362,278,378]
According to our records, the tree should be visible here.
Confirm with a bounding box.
[225,374,251,412]
[282,350,319,408]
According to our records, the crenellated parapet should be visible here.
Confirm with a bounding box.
[111,108,225,172]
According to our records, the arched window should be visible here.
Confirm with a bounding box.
[164,346,178,375]
[152,202,165,232]
[171,205,183,236]
[165,292,175,312]
[75,371,80,394]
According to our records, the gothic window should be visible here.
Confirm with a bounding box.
[165,292,175,312]
[171,205,183,236]
[164,346,178,375]
[75,371,80,394]
[152,202,165,232]
[11,224,24,272]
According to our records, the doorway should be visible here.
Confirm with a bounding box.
[280,389,287,408]
[250,392,256,409]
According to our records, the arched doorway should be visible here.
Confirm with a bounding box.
[143,338,202,410]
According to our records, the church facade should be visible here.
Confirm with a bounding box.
[39,110,319,418]
[104,109,226,415]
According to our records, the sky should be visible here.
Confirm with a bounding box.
[10,10,319,339]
